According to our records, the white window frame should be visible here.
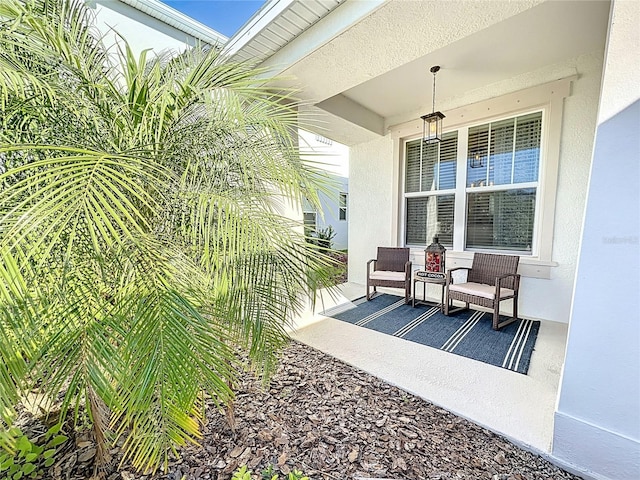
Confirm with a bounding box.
[467,109,543,254]
[403,131,458,248]
[339,192,347,221]
[303,210,317,233]
[390,77,573,278]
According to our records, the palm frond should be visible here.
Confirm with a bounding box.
[0,146,168,259]
[0,0,340,472]
[112,289,235,473]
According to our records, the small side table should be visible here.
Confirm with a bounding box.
[412,271,446,310]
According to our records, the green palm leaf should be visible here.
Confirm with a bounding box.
[0,0,340,473]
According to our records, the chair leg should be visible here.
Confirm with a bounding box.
[444,292,449,315]
[494,299,519,330]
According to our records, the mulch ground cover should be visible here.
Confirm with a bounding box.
[16,341,581,480]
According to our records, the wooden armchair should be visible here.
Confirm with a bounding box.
[444,253,520,330]
[366,247,412,304]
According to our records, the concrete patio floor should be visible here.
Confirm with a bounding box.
[290,282,568,456]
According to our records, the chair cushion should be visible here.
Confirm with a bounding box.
[449,282,514,300]
[370,270,406,282]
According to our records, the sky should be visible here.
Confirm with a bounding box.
[160,1,267,38]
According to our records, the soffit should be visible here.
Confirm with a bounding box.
[223,0,345,63]
[341,0,611,122]
[263,0,610,145]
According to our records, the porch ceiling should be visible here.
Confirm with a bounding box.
[262,0,611,146]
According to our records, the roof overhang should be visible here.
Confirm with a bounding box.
[222,0,373,64]
[229,0,611,146]
[114,0,227,46]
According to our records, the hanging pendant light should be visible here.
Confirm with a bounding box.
[421,65,445,144]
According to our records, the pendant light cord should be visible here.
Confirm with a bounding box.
[430,65,440,114]
[432,70,436,114]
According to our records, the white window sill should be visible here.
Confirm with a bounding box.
[409,249,557,279]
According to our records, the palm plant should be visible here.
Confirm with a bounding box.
[0,0,337,473]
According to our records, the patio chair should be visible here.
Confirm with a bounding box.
[366,247,412,303]
[444,253,520,330]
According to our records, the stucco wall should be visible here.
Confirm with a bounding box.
[552,1,640,478]
[524,51,605,322]
[349,135,397,281]
[90,0,196,56]
[349,51,605,323]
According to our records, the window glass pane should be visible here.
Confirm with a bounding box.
[514,112,542,183]
[405,139,421,193]
[304,212,316,238]
[489,118,515,186]
[466,188,536,252]
[406,197,427,245]
[420,143,438,192]
[405,195,454,247]
[303,212,316,228]
[406,133,457,193]
[435,195,455,247]
[467,124,489,187]
[467,112,542,188]
[438,132,457,190]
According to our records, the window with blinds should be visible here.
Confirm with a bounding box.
[403,110,542,254]
[303,211,317,237]
[339,193,347,221]
[465,112,542,252]
[404,132,457,247]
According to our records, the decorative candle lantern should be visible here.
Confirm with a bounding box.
[424,235,446,273]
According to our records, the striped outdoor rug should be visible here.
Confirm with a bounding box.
[322,293,540,375]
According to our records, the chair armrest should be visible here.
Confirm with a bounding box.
[446,267,470,285]
[367,258,376,272]
[404,261,412,280]
[495,273,521,291]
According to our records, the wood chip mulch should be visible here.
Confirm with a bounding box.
[33,341,582,480]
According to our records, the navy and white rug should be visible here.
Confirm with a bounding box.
[322,293,540,375]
